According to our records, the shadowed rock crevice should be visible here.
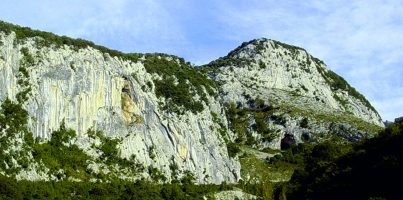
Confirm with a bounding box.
[281,134,296,150]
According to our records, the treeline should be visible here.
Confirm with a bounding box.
[0,176,233,200]
[0,20,141,61]
[0,98,235,200]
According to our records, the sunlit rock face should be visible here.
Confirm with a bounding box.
[0,28,383,183]
[0,32,240,183]
[207,39,383,149]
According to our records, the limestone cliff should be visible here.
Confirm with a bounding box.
[203,39,383,149]
[0,24,239,183]
[0,21,384,184]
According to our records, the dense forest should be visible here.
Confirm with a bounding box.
[280,118,403,200]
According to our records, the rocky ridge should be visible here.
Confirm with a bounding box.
[202,39,383,149]
[0,21,383,184]
[0,24,239,183]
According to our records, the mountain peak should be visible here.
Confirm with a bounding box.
[205,39,383,133]
[0,21,384,186]
[227,38,306,58]
[226,38,326,67]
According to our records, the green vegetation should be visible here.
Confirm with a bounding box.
[258,60,267,69]
[281,120,403,200]
[87,129,143,171]
[148,145,156,160]
[33,122,91,179]
[252,111,276,143]
[148,166,167,182]
[142,54,216,114]
[0,175,234,200]
[311,56,325,66]
[234,106,392,200]
[201,54,250,72]
[0,20,143,61]
[20,47,34,66]
[315,64,378,114]
[238,143,312,200]
[1,20,220,114]
[0,98,29,135]
[237,120,398,199]
[200,47,252,71]
[300,117,309,128]
[0,97,234,199]
[241,147,296,183]
[238,132,378,199]
[210,111,228,141]
[280,102,382,135]
[225,98,278,146]
[333,93,348,110]
[226,142,241,158]
[226,103,249,143]
[271,40,305,57]
[211,111,240,158]
[169,156,180,182]
[16,47,33,103]
[154,76,203,114]
[253,39,266,54]
[1,20,395,200]
[0,98,32,174]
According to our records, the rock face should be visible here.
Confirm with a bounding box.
[0,31,239,183]
[0,22,383,183]
[203,39,383,149]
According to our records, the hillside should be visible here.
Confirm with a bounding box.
[0,20,238,183]
[202,38,383,149]
[0,20,388,199]
[284,117,403,200]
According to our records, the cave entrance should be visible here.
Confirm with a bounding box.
[280,134,296,150]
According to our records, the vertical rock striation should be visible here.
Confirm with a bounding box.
[0,31,239,183]
[0,23,384,183]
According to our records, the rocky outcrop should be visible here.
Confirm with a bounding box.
[0,22,384,183]
[0,31,239,183]
[204,39,384,149]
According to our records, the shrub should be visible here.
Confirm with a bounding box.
[148,166,167,182]
[315,64,377,114]
[0,98,29,135]
[227,142,241,158]
[300,118,308,128]
[143,54,216,114]
[32,123,90,178]
[154,76,203,114]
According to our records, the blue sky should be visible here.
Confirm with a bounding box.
[1,0,402,121]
